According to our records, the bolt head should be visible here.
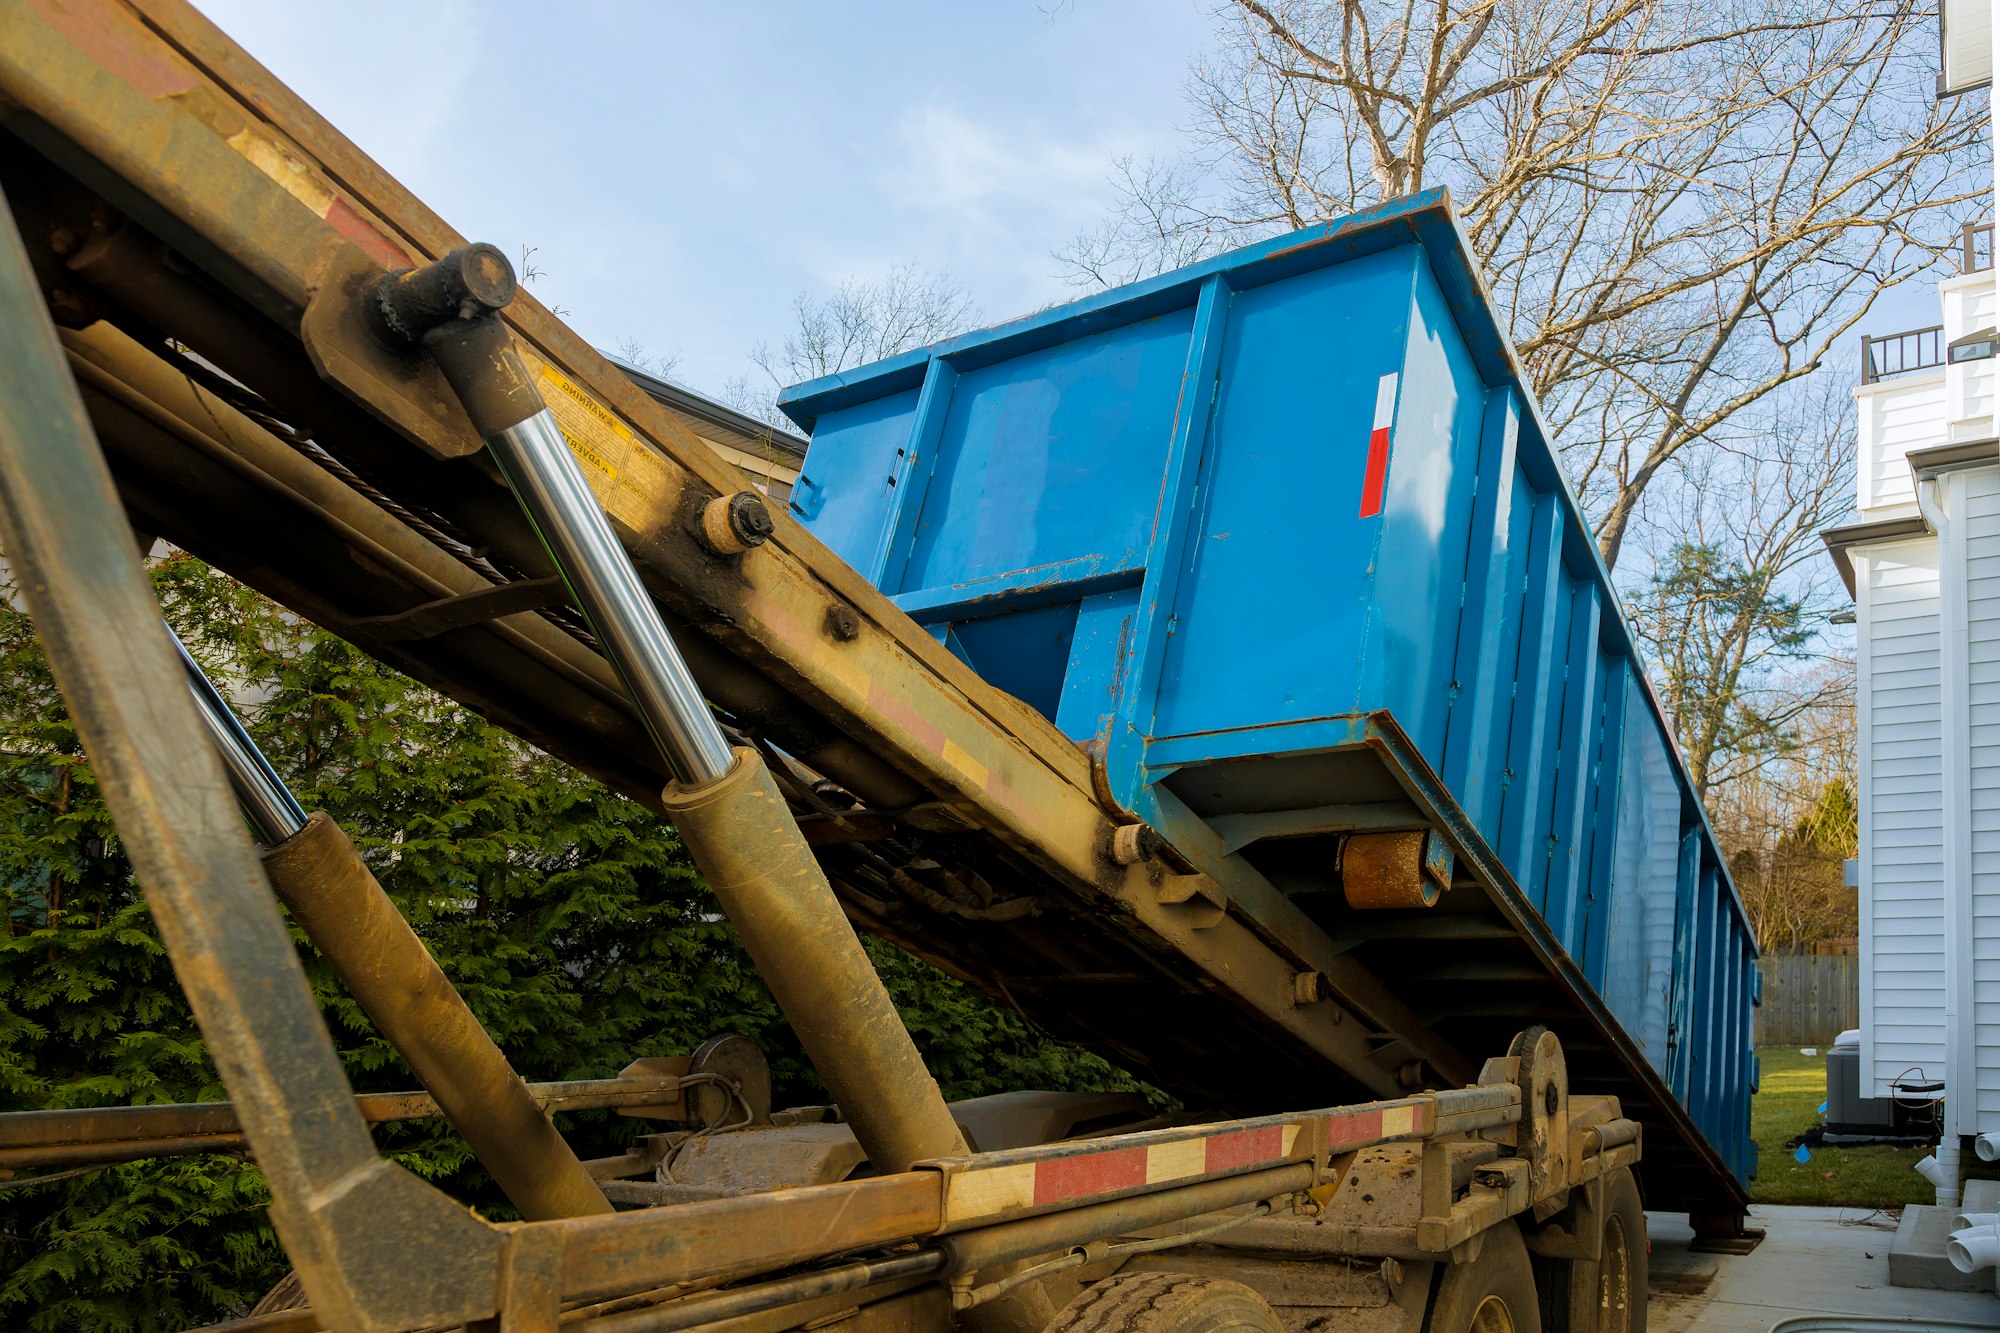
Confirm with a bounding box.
[451,243,517,315]
[1110,823,1161,866]
[48,289,91,326]
[727,491,774,546]
[824,605,862,641]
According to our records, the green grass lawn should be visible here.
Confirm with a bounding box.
[1749,1045,1933,1207]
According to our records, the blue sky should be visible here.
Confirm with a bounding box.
[194,0,1953,410]
[195,0,1215,399]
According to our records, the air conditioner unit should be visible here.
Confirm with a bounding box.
[1826,1030,1938,1138]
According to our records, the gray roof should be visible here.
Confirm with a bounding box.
[615,361,809,461]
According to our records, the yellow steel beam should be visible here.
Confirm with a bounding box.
[0,0,1466,1093]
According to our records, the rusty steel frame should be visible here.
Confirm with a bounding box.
[0,0,1451,1102]
[0,170,502,1332]
[486,1079,1555,1317]
[258,809,614,1220]
[0,1073,689,1171]
[0,2,1679,1328]
[358,237,977,1183]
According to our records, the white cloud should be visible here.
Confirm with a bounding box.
[867,102,1159,299]
[889,103,1117,216]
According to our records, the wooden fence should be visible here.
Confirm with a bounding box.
[1753,954,1860,1046]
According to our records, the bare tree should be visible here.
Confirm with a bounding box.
[717,373,795,430]
[611,335,683,382]
[1624,379,1854,801]
[753,263,979,386]
[1651,398,1860,950]
[516,244,569,319]
[1059,0,1985,565]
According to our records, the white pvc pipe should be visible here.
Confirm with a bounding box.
[1952,1210,1999,1231]
[1975,1131,2000,1163]
[1917,1142,1964,1208]
[1938,1138,1963,1208]
[1947,1221,2000,1274]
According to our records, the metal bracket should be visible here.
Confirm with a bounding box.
[299,241,484,460]
[1508,1027,1571,1220]
[351,575,566,641]
[1158,872,1228,912]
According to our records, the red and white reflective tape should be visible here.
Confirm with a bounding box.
[943,1122,1304,1226]
[1326,1099,1426,1153]
[1359,371,1399,518]
[938,1098,1435,1228]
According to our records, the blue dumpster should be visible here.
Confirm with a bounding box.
[780,190,1757,1211]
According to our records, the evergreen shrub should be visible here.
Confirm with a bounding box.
[0,554,1139,1330]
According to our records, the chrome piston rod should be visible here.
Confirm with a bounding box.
[377,246,973,1177]
[485,410,732,784]
[171,629,308,845]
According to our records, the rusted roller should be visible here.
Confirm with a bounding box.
[1341,830,1442,910]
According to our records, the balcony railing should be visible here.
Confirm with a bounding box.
[1860,325,1944,385]
[1965,221,1993,274]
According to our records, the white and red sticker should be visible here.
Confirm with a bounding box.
[1359,372,1399,518]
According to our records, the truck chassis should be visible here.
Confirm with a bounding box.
[0,2,1674,1330]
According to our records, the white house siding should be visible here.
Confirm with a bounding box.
[1942,275,1998,442]
[1858,371,1948,514]
[1859,541,1948,1095]
[1965,470,2000,1128]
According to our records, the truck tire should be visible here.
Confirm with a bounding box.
[1045,1272,1283,1333]
[1566,1168,1646,1333]
[1423,1221,1540,1333]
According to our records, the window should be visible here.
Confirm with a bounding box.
[1948,327,1997,364]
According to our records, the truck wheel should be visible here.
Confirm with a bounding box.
[1045,1272,1283,1333]
[1568,1168,1646,1333]
[1423,1221,1539,1333]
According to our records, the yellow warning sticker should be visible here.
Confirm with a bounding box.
[523,353,671,532]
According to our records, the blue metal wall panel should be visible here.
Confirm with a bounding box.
[779,191,1758,1190]
[1098,277,1230,791]
[1374,254,1487,763]
[899,311,1193,598]
[786,386,922,576]
[1151,249,1423,742]
[1467,464,1538,864]
[1498,495,1563,880]
[1544,587,1603,945]
[1579,655,1629,993]
[1668,834,1707,1105]
[1603,681,1683,1077]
